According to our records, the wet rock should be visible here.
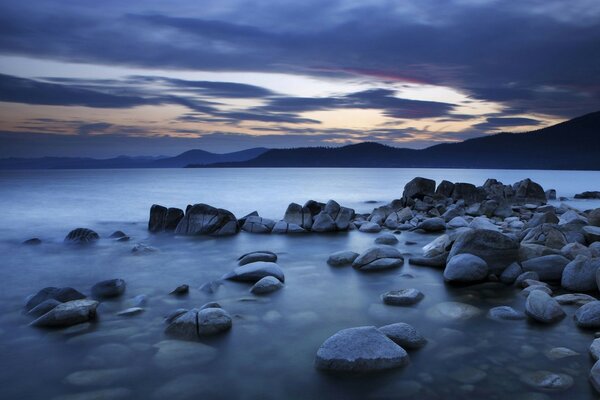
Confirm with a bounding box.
[241,215,276,233]
[222,262,285,283]
[164,309,188,324]
[378,322,427,349]
[149,205,184,233]
[170,284,189,296]
[520,370,573,392]
[27,298,61,318]
[199,280,222,294]
[426,302,482,322]
[543,347,579,360]
[175,204,239,236]
[422,234,451,258]
[271,220,305,234]
[352,246,404,271]
[359,222,382,233]
[311,212,336,232]
[469,216,500,231]
[109,231,127,239]
[561,255,599,292]
[522,255,570,281]
[327,251,359,267]
[116,307,144,316]
[448,229,519,274]
[416,217,446,232]
[23,238,42,245]
[409,253,447,269]
[444,253,489,283]
[65,228,99,244]
[91,279,126,299]
[384,208,414,229]
[283,202,313,230]
[525,290,565,324]
[381,289,424,306]
[488,306,526,321]
[375,233,398,245]
[452,182,483,205]
[584,226,600,243]
[30,299,98,328]
[314,326,409,372]
[250,276,283,295]
[238,251,277,266]
[522,285,552,297]
[590,338,600,360]
[574,301,600,328]
[403,177,436,200]
[500,262,522,284]
[131,243,158,254]
[554,293,597,305]
[25,287,86,311]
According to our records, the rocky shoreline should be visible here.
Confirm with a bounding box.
[21,176,600,396]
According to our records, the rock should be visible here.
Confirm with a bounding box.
[444,254,489,283]
[311,212,337,232]
[238,251,277,266]
[500,262,522,284]
[175,204,239,236]
[369,205,392,225]
[164,309,188,324]
[314,326,409,372]
[385,208,414,229]
[403,177,436,200]
[591,360,600,394]
[554,293,597,305]
[250,276,283,295]
[359,222,382,233]
[241,215,276,233]
[544,347,579,360]
[116,307,144,316]
[25,287,86,311]
[513,179,547,204]
[131,243,158,254]
[584,226,600,243]
[148,205,184,233]
[408,253,448,268]
[525,290,565,323]
[515,271,540,287]
[575,191,600,199]
[91,279,126,299]
[65,228,99,244]
[591,338,600,360]
[559,210,588,225]
[165,307,232,338]
[452,182,483,205]
[374,233,398,245]
[589,208,600,227]
[416,217,446,232]
[352,246,404,271]
[520,370,573,392]
[546,189,557,200]
[448,229,519,274]
[283,202,313,230]
[448,217,469,228]
[303,200,325,216]
[436,180,455,198]
[199,280,222,294]
[271,220,305,233]
[526,212,559,229]
[575,301,600,328]
[488,306,526,320]
[381,289,424,306]
[28,298,61,318]
[521,255,570,281]
[327,251,359,266]
[153,340,217,369]
[521,285,552,297]
[469,216,500,231]
[561,242,592,260]
[561,255,600,291]
[109,231,127,239]
[378,323,427,349]
[23,238,41,245]
[422,234,451,258]
[521,224,568,250]
[222,262,285,283]
[30,299,98,327]
[170,284,189,296]
[426,302,482,322]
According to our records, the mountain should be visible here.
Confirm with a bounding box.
[198,111,600,170]
[0,148,268,169]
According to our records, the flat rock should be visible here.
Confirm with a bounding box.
[381,289,424,306]
[352,246,404,271]
[378,323,427,349]
[315,326,409,372]
[543,347,579,360]
[223,262,285,283]
[30,299,98,328]
[327,251,359,266]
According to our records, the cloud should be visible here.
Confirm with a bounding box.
[473,117,542,130]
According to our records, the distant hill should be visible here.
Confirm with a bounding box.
[199,111,600,170]
[0,148,268,169]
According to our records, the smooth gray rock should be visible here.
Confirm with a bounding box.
[525,290,565,323]
[500,262,522,284]
[488,306,526,320]
[469,216,500,231]
[65,228,99,244]
[521,224,568,250]
[444,254,489,283]
[223,261,285,283]
[591,360,600,394]
[561,242,592,260]
[131,243,158,254]
[590,338,600,361]
[574,301,600,328]
[327,251,359,266]
[448,216,469,228]
[271,220,305,234]
[238,251,277,266]
[170,285,189,296]
[522,255,570,281]
[403,177,436,200]
[422,234,451,258]
[250,276,283,295]
[561,255,599,292]
[515,271,540,287]
[27,298,62,317]
[416,217,446,232]
[149,205,184,233]
[197,308,232,336]
[521,285,552,297]
[311,212,337,232]
[91,279,126,299]
[30,299,98,327]
[352,246,404,271]
[375,233,399,245]
[554,293,597,305]
[359,222,382,233]
[165,309,198,340]
[447,229,519,274]
[378,322,427,349]
[584,226,600,243]
[409,253,447,269]
[381,289,424,306]
[175,204,239,236]
[283,202,313,230]
[241,216,275,233]
[315,326,409,372]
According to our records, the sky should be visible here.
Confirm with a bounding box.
[0,0,599,158]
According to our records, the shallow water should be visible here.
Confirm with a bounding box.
[1,168,600,400]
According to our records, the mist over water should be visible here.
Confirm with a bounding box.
[1,168,600,399]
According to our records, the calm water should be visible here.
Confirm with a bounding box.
[1,168,600,400]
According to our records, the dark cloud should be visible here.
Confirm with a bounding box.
[473,117,542,130]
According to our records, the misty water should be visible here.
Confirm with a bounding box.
[2,168,600,400]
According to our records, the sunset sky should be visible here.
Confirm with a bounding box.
[0,0,599,157]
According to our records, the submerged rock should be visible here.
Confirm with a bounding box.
[27,298,61,318]
[378,323,427,349]
[314,326,409,372]
[525,290,565,324]
[426,302,482,322]
[65,228,99,244]
[170,284,189,296]
[250,276,283,295]
[520,370,574,392]
[381,289,424,306]
[30,299,98,328]
[223,262,285,283]
[25,287,86,311]
[352,246,404,271]
[488,306,526,321]
[91,279,126,299]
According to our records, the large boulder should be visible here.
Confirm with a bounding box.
[175,204,239,236]
[222,262,285,283]
[416,217,446,232]
[444,254,489,284]
[64,228,99,244]
[30,299,99,328]
[521,224,568,250]
[165,307,232,339]
[525,290,565,323]
[241,216,276,233]
[311,212,337,232]
[352,246,404,271]
[452,183,483,205]
[574,301,600,328]
[271,220,305,234]
[148,205,184,233]
[25,287,86,311]
[521,255,570,281]
[402,177,435,200]
[314,326,409,372]
[447,229,519,274]
[513,178,547,204]
[283,203,313,230]
[435,180,455,198]
[561,256,600,292]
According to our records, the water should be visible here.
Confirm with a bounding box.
[1,168,600,400]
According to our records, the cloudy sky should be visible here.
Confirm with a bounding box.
[0,0,599,157]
